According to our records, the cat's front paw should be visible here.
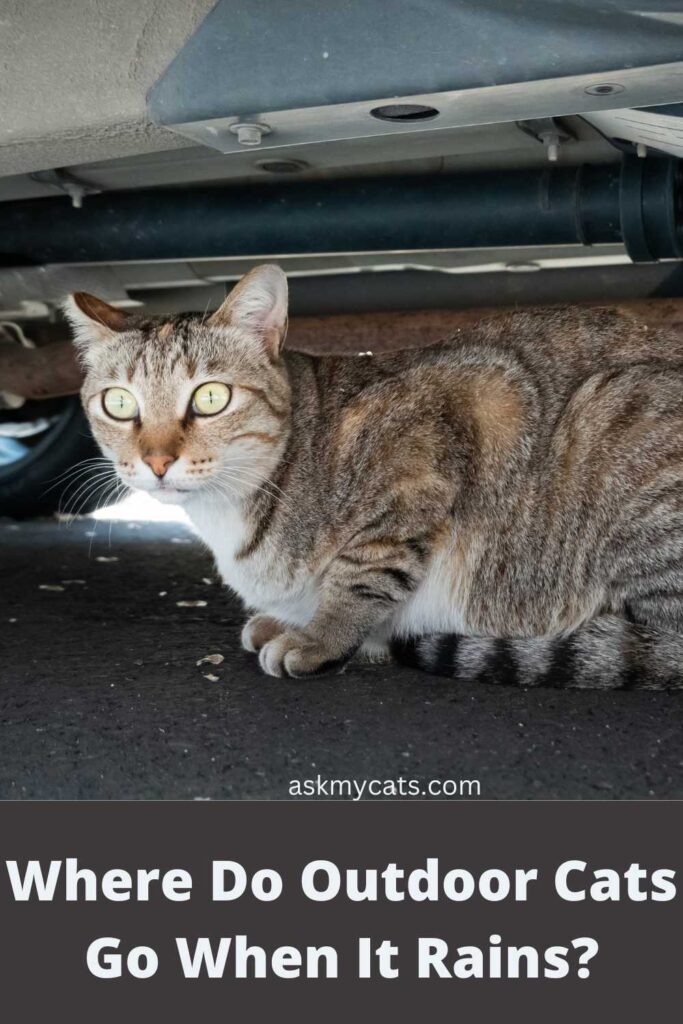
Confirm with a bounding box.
[241,614,284,653]
[258,630,349,678]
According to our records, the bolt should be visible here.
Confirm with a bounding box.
[229,122,271,147]
[63,182,85,208]
[538,130,561,162]
[236,124,263,146]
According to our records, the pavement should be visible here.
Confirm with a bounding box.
[1,515,683,800]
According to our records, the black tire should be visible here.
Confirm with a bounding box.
[0,397,105,518]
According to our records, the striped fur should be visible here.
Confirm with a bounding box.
[69,266,683,687]
[391,617,683,690]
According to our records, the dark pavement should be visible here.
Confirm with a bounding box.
[1,516,682,799]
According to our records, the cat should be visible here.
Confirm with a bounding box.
[66,264,683,689]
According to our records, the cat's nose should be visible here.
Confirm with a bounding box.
[143,454,176,478]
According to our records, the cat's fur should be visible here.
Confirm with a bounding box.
[67,265,683,688]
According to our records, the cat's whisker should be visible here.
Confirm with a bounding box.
[198,294,213,328]
[203,473,241,506]
[100,481,128,552]
[64,486,111,522]
[212,470,297,521]
[60,470,118,519]
[47,455,111,483]
[42,457,112,496]
[211,471,296,520]
[205,478,237,507]
[206,475,251,510]
[59,473,115,518]
[59,466,115,505]
[214,460,293,501]
[84,478,125,552]
[220,463,288,493]
[56,466,114,501]
[54,459,113,492]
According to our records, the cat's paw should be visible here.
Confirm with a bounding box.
[241,614,284,653]
[258,631,348,678]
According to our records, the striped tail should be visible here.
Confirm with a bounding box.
[390,615,683,690]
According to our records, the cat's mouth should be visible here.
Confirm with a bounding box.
[118,468,203,503]
[128,479,195,504]
[152,481,192,498]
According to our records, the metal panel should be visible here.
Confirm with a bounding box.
[149,0,683,157]
[161,65,683,157]
[149,0,683,125]
[127,263,683,317]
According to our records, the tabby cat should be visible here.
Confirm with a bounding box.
[66,264,683,688]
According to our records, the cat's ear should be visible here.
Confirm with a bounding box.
[209,264,288,360]
[64,292,131,352]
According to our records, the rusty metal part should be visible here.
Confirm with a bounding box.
[0,341,82,400]
[4,299,683,400]
[289,307,503,354]
[287,299,683,354]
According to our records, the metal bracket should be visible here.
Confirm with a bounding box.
[516,118,576,162]
[29,169,101,209]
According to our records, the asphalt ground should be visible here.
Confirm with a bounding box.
[1,516,682,799]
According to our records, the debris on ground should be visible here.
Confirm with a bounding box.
[196,653,224,667]
[203,673,220,682]
[176,600,207,608]
[3,516,681,800]
[39,584,65,592]
[95,556,119,563]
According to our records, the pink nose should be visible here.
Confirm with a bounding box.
[143,454,176,478]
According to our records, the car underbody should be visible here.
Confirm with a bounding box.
[2,0,683,513]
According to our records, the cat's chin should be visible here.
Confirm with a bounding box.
[143,486,193,506]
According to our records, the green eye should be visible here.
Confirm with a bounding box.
[192,381,231,416]
[103,387,138,421]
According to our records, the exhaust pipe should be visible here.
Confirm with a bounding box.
[0,157,680,265]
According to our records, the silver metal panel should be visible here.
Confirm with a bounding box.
[149,0,683,124]
[0,118,618,204]
[0,245,632,316]
[168,63,683,156]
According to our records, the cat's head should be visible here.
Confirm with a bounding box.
[65,264,291,505]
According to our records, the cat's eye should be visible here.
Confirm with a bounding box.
[192,381,231,417]
[102,387,138,421]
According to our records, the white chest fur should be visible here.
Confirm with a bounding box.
[186,496,318,627]
[390,543,471,637]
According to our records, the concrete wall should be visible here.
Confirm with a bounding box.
[0,0,215,177]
